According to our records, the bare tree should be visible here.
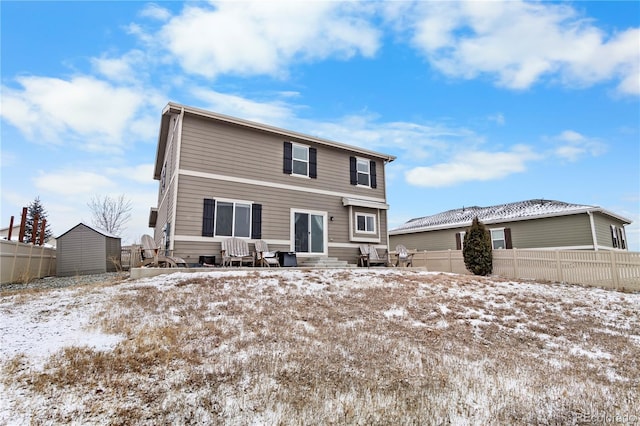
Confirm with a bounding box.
[88,194,132,236]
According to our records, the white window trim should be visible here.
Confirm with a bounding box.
[214,198,253,238]
[347,206,381,243]
[292,143,310,178]
[459,231,466,250]
[356,157,371,188]
[490,228,506,250]
[355,212,376,234]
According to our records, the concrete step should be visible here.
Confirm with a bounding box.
[296,257,357,268]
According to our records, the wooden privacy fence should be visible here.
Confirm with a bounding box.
[408,249,640,292]
[120,245,142,271]
[0,239,56,284]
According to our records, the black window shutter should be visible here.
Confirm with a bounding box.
[455,233,462,250]
[283,142,292,174]
[251,204,262,240]
[202,198,215,237]
[370,160,377,188]
[619,228,626,249]
[349,157,357,185]
[309,147,317,179]
[504,228,512,249]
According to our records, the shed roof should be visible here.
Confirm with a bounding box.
[389,199,632,235]
[57,223,120,240]
[154,102,396,180]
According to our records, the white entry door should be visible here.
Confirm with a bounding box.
[292,210,327,255]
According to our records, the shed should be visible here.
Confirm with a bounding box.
[56,223,121,277]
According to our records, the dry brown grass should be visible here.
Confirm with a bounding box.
[2,270,639,425]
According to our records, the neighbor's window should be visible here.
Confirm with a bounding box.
[357,158,371,186]
[356,213,376,233]
[215,201,251,238]
[292,144,309,176]
[491,229,506,249]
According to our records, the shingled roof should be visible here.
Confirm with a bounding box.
[390,199,632,234]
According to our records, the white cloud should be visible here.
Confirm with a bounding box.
[405,145,541,187]
[34,170,114,196]
[158,1,380,78]
[139,3,172,21]
[403,1,640,94]
[191,88,298,126]
[552,130,607,161]
[106,164,156,184]
[91,50,145,83]
[1,76,151,152]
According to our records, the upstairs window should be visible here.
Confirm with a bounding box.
[292,144,309,176]
[284,142,317,178]
[350,157,377,188]
[357,159,370,186]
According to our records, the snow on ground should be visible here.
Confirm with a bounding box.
[1,269,639,424]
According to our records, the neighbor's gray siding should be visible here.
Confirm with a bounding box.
[592,212,627,249]
[57,224,107,277]
[391,214,596,251]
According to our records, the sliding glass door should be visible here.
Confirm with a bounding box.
[292,210,326,254]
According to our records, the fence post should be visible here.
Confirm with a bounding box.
[512,248,518,278]
[555,250,563,283]
[448,249,452,273]
[610,251,619,289]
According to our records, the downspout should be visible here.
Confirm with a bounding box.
[587,211,598,251]
[169,107,185,254]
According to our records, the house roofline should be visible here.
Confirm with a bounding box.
[389,207,632,235]
[154,102,396,180]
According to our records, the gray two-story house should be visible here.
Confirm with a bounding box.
[149,103,396,266]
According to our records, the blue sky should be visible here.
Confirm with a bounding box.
[1,1,639,250]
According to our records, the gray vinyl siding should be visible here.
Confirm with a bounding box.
[179,115,387,198]
[391,228,459,251]
[153,115,180,247]
[391,214,596,251]
[172,174,388,264]
[592,213,627,249]
[57,224,120,276]
[175,174,388,242]
[504,215,592,248]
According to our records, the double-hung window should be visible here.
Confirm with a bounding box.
[292,144,309,176]
[491,229,506,249]
[284,142,317,178]
[349,157,377,188]
[356,213,376,234]
[357,159,371,186]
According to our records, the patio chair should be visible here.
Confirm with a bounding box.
[255,240,280,267]
[140,234,188,268]
[394,244,414,267]
[221,237,255,267]
[358,244,388,267]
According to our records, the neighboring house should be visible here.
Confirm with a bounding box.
[148,102,396,266]
[0,224,57,247]
[389,199,632,252]
[57,223,121,276]
[0,225,20,241]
